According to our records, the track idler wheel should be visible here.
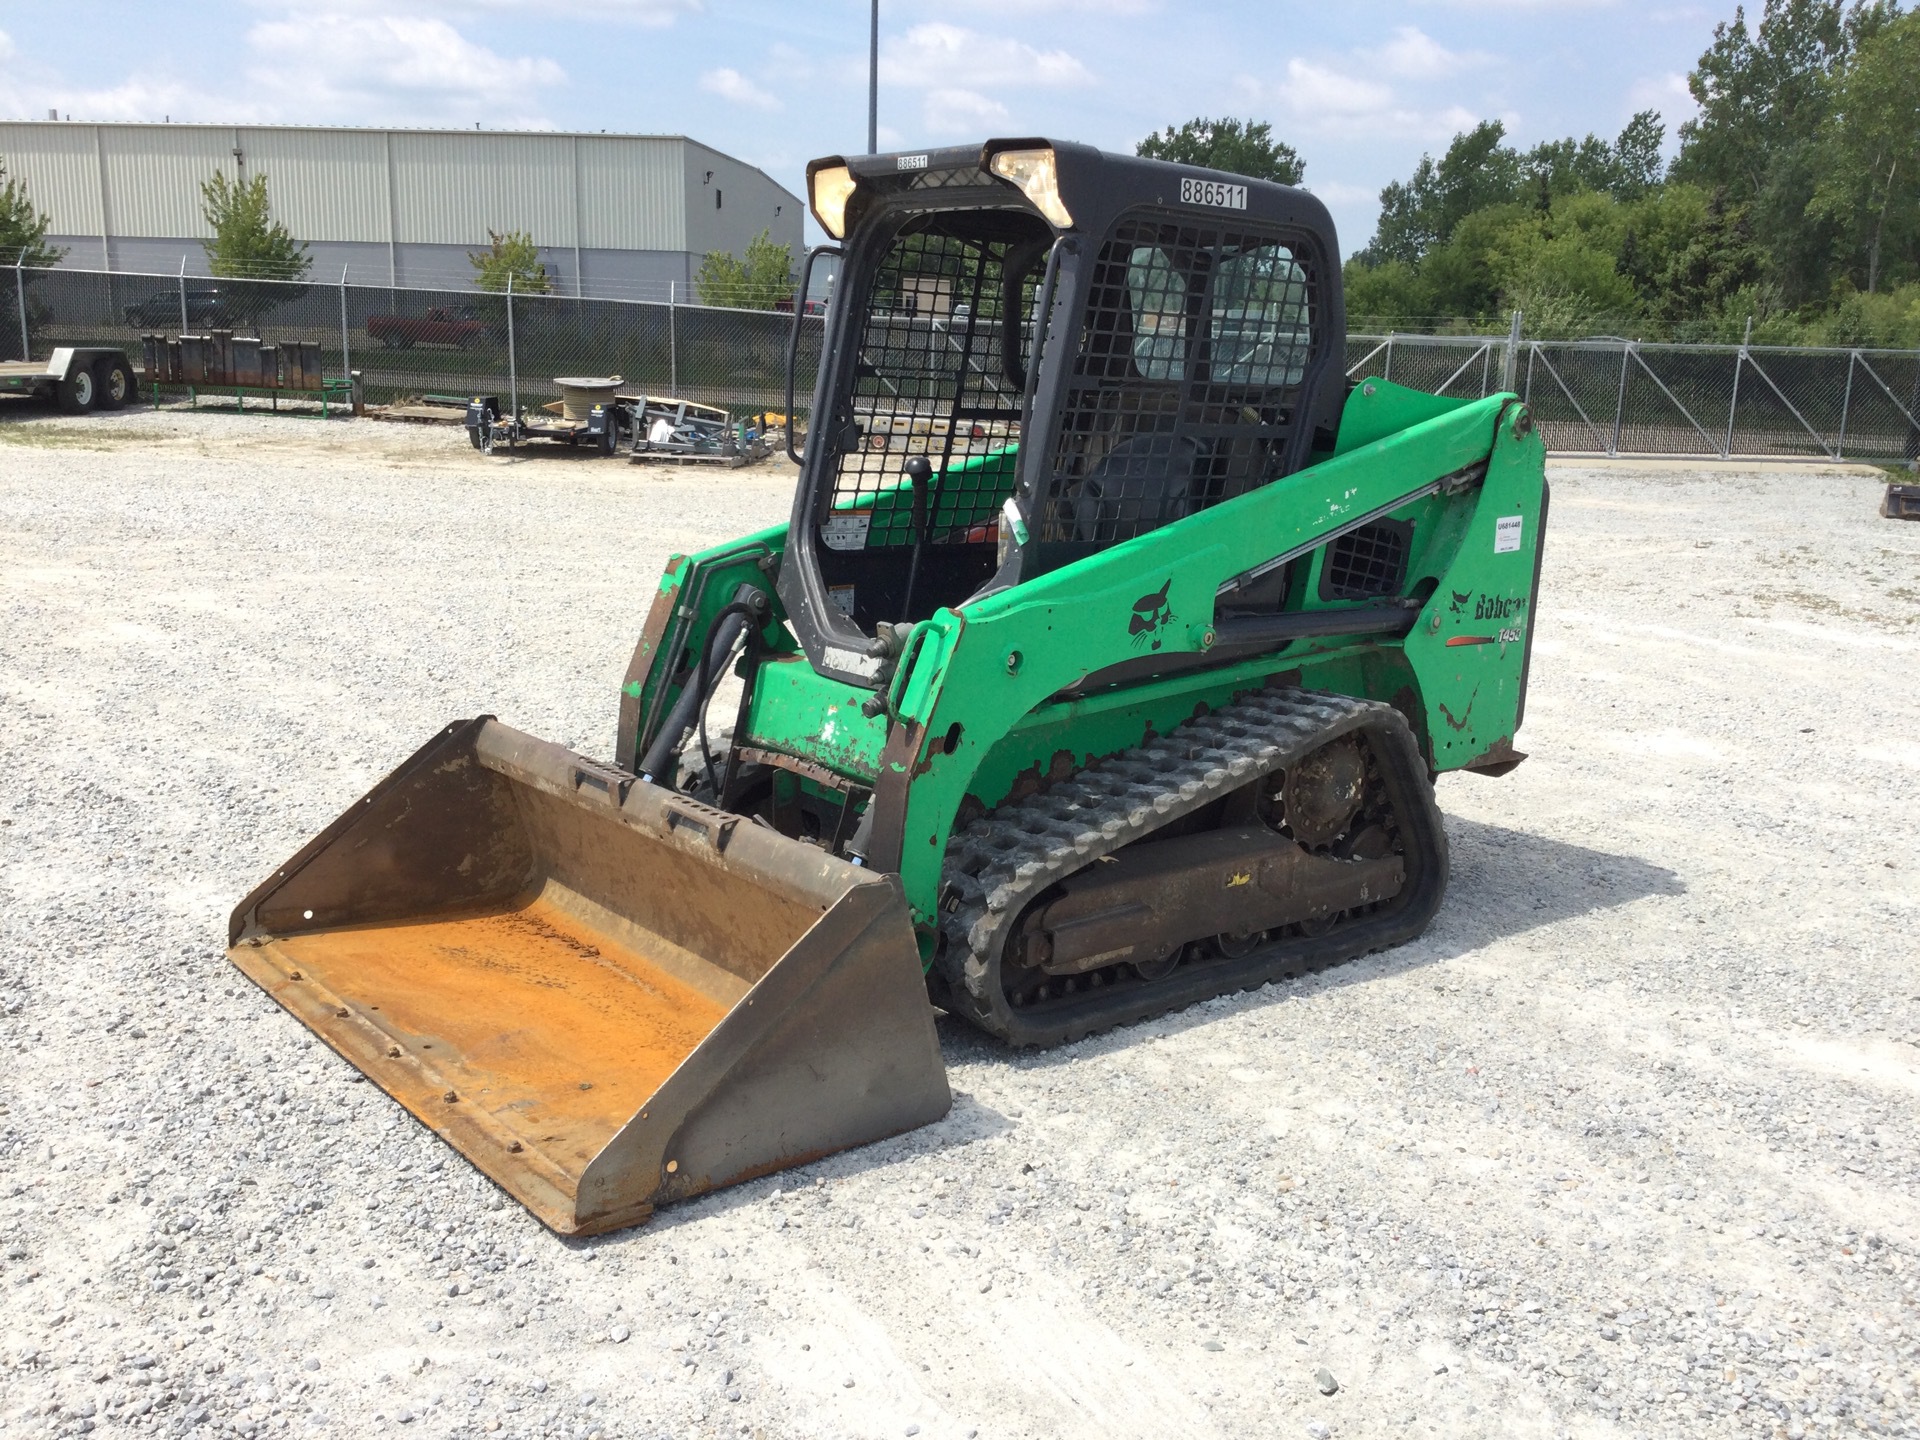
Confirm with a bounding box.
[1279,737,1367,846]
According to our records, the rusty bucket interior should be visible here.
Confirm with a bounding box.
[228,718,950,1235]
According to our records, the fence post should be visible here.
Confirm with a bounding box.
[338,265,351,381]
[669,281,679,396]
[176,257,188,336]
[1836,350,1857,461]
[1383,331,1393,384]
[1723,317,1751,460]
[13,258,26,362]
[1610,341,1630,457]
[1908,350,1920,468]
[506,272,518,420]
[1499,310,1522,392]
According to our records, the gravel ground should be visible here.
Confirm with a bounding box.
[2,404,1917,1440]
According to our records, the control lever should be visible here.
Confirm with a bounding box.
[900,455,934,622]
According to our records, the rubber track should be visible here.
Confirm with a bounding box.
[938,688,1446,1046]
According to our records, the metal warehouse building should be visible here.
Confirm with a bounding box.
[0,121,803,298]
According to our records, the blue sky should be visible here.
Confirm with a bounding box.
[0,1,1718,255]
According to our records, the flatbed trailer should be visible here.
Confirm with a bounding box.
[0,347,138,413]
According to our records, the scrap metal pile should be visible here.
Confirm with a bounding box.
[465,378,774,464]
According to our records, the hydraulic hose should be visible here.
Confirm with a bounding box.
[638,591,764,785]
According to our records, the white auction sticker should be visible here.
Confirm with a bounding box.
[821,512,871,551]
[1181,176,1248,210]
[1494,515,1523,553]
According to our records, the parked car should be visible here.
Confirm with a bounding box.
[366,306,487,349]
[123,286,232,330]
[772,296,828,315]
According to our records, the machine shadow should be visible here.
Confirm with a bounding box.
[562,818,1684,1250]
[941,815,1686,1072]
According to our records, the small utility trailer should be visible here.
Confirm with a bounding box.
[0,347,138,413]
[466,377,625,455]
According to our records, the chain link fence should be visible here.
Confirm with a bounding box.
[8,261,1918,464]
[1346,330,1920,465]
[4,262,820,418]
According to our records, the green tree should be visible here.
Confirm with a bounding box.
[200,169,309,282]
[0,155,63,269]
[468,230,552,293]
[1135,117,1305,185]
[1672,0,1900,304]
[1610,111,1670,200]
[1366,121,1522,265]
[199,169,309,324]
[1519,112,1669,205]
[1812,9,1920,292]
[694,228,795,310]
[1486,192,1642,332]
[1341,256,1430,327]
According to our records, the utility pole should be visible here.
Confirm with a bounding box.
[868,0,879,154]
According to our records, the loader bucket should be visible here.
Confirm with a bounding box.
[227,718,951,1236]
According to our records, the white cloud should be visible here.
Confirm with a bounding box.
[68,78,263,126]
[914,0,1152,10]
[244,16,564,127]
[1627,70,1694,118]
[274,0,699,24]
[1277,59,1397,120]
[0,28,15,62]
[922,87,1010,136]
[880,24,1092,91]
[699,67,780,111]
[469,0,696,19]
[1376,26,1484,79]
[1304,180,1378,206]
[1243,29,1496,143]
[765,42,814,81]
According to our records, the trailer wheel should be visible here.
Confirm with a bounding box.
[55,366,98,415]
[95,357,135,410]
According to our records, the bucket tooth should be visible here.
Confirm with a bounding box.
[228,717,951,1235]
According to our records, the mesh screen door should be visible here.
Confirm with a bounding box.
[1040,216,1318,548]
[823,215,1048,552]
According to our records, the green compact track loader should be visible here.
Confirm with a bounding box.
[230,140,1549,1235]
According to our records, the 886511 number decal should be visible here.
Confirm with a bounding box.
[1180,176,1247,210]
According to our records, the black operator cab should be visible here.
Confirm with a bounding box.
[780,139,1347,689]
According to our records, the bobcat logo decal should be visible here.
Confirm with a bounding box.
[1129,579,1175,651]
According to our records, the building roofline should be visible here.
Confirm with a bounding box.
[0,118,700,143]
[0,118,805,208]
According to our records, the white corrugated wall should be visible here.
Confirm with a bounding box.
[240,128,390,242]
[579,135,684,252]
[392,130,579,247]
[96,126,233,238]
[0,123,796,260]
[0,122,106,234]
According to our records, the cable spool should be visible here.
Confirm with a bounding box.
[554,376,622,422]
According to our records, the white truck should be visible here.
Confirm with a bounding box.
[0,346,138,413]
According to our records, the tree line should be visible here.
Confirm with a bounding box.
[1145,2,1920,345]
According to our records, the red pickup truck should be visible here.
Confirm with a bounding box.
[366,306,486,349]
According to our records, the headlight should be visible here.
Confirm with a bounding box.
[809,164,857,240]
[988,148,1073,229]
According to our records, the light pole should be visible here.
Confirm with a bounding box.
[868,0,879,154]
